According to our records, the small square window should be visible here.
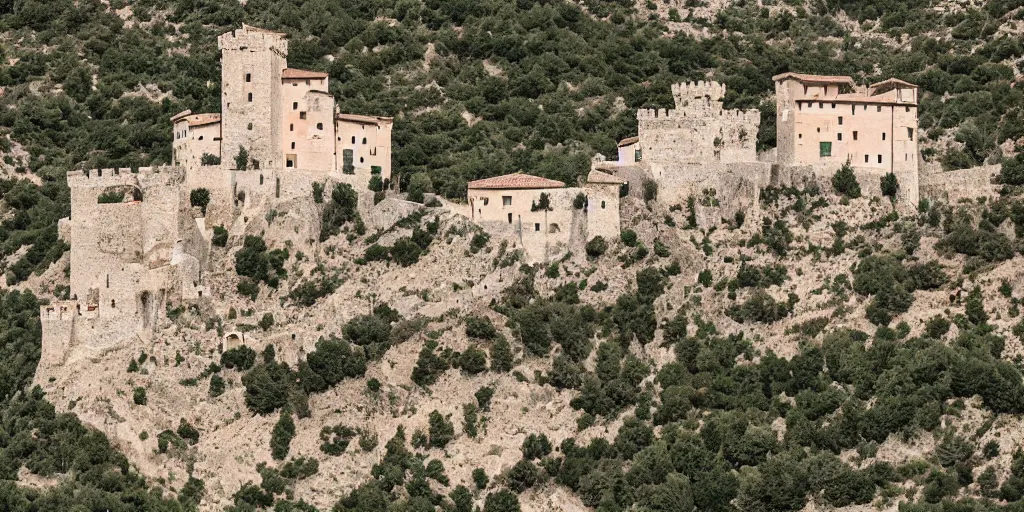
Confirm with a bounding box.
[293,102,298,110]
[290,124,294,132]
[299,112,306,120]
[534,223,540,231]
[882,132,886,141]
[853,131,858,140]
[838,116,843,125]
[291,142,295,149]
[837,133,843,141]
[876,106,881,112]
[878,154,883,163]
[245,73,251,82]
[864,155,869,163]
[831,102,835,108]
[316,122,323,130]
[907,128,914,140]
[502,196,512,206]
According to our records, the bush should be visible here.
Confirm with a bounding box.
[320,184,360,242]
[209,374,225,397]
[407,173,433,203]
[304,337,367,392]
[643,179,658,202]
[465,315,498,340]
[221,345,257,370]
[459,345,488,374]
[473,468,490,490]
[364,244,390,262]
[521,433,553,460]
[832,162,861,199]
[428,410,455,448]
[176,419,200,445]
[97,190,124,203]
[270,409,296,460]
[484,489,521,512]
[390,237,422,266]
[470,232,490,254]
[212,225,228,247]
[234,146,249,171]
[412,339,450,387]
[727,289,797,324]
[586,236,608,258]
[189,188,210,215]
[200,153,220,166]
[258,313,274,331]
[490,338,514,372]
[573,192,587,209]
[621,230,638,247]
[320,424,358,456]
[880,172,899,199]
[133,387,147,405]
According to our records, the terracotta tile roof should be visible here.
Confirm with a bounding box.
[282,68,328,79]
[617,136,639,147]
[869,78,918,90]
[587,170,626,184]
[335,113,393,125]
[468,173,565,190]
[772,72,856,86]
[187,113,221,127]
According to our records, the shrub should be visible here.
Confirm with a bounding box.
[320,424,358,455]
[234,146,249,171]
[490,338,514,372]
[364,244,390,262]
[258,313,274,331]
[463,403,479,438]
[189,188,210,215]
[390,237,422,266]
[241,363,291,414]
[470,232,490,253]
[698,269,712,287]
[880,172,899,199]
[506,460,539,492]
[727,289,796,324]
[473,468,489,490]
[621,230,638,247]
[200,153,220,166]
[484,489,521,512]
[320,184,360,241]
[636,267,667,304]
[407,173,433,203]
[476,386,495,410]
[521,433,553,460]
[832,161,861,198]
[465,315,498,340]
[221,345,257,370]
[304,337,367,391]
[573,192,587,209]
[209,374,225,397]
[312,182,325,203]
[428,410,455,448]
[176,419,200,445]
[642,179,658,202]
[133,387,147,405]
[212,225,228,247]
[270,409,296,460]
[412,339,450,387]
[459,345,488,374]
[586,236,608,258]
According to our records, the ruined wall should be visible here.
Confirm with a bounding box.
[919,164,1000,203]
[638,81,760,167]
[654,161,770,225]
[219,26,287,170]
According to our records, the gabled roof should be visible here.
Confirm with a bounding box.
[587,169,626,185]
[282,68,328,79]
[336,113,393,125]
[869,78,918,90]
[617,136,639,147]
[772,72,856,86]
[468,173,565,190]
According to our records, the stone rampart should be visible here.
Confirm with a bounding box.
[919,164,1000,203]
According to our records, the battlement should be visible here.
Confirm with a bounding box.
[217,24,288,54]
[672,80,727,103]
[67,166,184,189]
[636,107,761,125]
[40,300,101,322]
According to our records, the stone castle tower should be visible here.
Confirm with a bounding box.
[218,25,288,170]
[637,80,760,167]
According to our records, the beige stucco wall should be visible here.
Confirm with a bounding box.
[335,119,393,184]
[173,120,221,169]
[281,78,335,172]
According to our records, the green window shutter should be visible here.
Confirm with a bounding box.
[819,142,832,157]
[371,165,382,174]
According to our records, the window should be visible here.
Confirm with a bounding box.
[819,102,823,108]
[819,141,832,157]
[299,112,306,120]
[853,131,858,140]
[259,174,264,185]
[198,136,204,141]
[483,198,489,206]
[852,105,856,114]
[286,158,294,168]
[305,80,310,86]
[798,102,802,111]
[876,106,881,112]
[247,123,253,130]
[371,165,382,174]
[362,137,367,144]
[370,147,377,156]
[635,148,642,161]
[293,102,298,110]
[316,122,323,130]
[601,200,606,209]
[877,154,882,163]
[837,133,843,141]
[816,127,820,133]
[290,124,294,131]
[882,132,886,141]
[864,155,869,163]
[907,128,914,140]
[798,133,802,139]
[502,196,512,206]
[291,142,296,149]
[906,106,911,112]
[838,116,843,125]
[507,213,513,224]
[359,157,364,163]
[351,136,356,144]
[245,73,251,82]
[247,92,253,102]
[831,102,835,108]
[534,223,540,231]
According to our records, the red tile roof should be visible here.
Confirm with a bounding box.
[772,72,856,86]
[468,173,565,190]
[187,113,221,127]
[587,170,626,185]
[282,68,328,79]
[336,113,393,125]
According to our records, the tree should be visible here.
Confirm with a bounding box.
[465,315,498,340]
[880,172,899,200]
[320,184,360,242]
[407,173,433,203]
[133,386,147,405]
[270,409,296,460]
[390,237,422,266]
[586,236,608,258]
[212,225,228,247]
[484,489,521,512]
[831,162,861,199]
[209,374,225,397]
[966,285,988,325]
[428,410,455,448]
[458,345,488,374]
[200,153,220,166]
[234,146,249,171]
[999,154,1024,186]
[490,338,514,372]
[189,188,210,215]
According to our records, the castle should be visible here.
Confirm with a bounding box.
[598,74,921,223]
[39,25,397,371]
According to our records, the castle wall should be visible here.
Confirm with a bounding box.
[583,182,621,241]
[637,81,760,166]
[919,164,1000,203]
[218,26,287,170]
[774,162,920,205]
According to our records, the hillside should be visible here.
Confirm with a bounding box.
[4,1,1024,512]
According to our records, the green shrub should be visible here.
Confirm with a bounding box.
[880,172,899,199]
[209,374,225,397]
[586,236,608,258]
[221,346,257,370]
[832,162,862,199]
[473,468,489,490]
[189,188,210,215]
[97,190,125,203]
[407,173,433,203]
[320,184,360,241]
[390,237,422,266]
[458,345,488,374]
[428,410,455,448]
[133,387,147,405]
[270,409,296,460]
[490,338,514,372]
[212,225,228,247]
[320,424,358,456]
[465,315,498,340]
[621,230,638,247]
[176,419,200,445]
[258,313,274,331]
